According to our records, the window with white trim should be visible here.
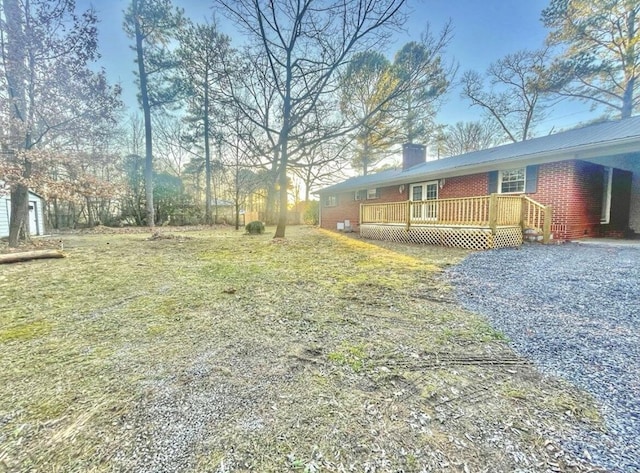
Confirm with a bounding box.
[355,188,379,200]
[324,195,337,207]
[366,188,379,199]
[499,168,526,193]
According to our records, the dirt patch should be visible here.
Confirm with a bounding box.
[0,227,607,472]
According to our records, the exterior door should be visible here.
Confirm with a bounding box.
[410,181,438,221]
[29,200,39,235]
[600,167,612,224]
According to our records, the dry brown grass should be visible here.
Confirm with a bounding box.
[0,226,604,472]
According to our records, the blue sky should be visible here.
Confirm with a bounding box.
[79,0,594,135]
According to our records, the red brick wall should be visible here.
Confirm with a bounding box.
[439,173,488,198]
[572,161,604,238]
[526,160,604,240]
[320,184,407,231]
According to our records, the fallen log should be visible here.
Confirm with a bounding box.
[0,249,66,264]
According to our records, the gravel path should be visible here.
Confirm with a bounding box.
[446,242,640,473]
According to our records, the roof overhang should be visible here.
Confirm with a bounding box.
[318,134,640,194]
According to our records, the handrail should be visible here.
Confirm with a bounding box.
[522,195,552,243]
[522,196,544,228]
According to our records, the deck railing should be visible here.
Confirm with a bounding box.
[361,194,552,243]
[361,201,409,224]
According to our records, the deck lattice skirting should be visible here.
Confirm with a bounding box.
[360,224,523,250]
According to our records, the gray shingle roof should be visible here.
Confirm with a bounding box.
[318,116,640,194]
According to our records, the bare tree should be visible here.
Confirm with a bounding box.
[153,114,191,177]
[216,0,408,238]
[292,139,350,201]
[220,118,257,229]
[440,120,503,157]
[461,48,553,142]
[215,49,281,224]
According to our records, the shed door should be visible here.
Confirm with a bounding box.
[29,200,39,235]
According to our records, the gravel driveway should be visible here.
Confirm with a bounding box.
[446,242,640,473]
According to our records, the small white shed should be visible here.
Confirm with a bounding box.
[0,190,46,238]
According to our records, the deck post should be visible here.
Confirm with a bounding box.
[543,205,552,243]
[406,200,411,231]
[488,193,498,234]
[519,195,527,228]
[360,203,363,227]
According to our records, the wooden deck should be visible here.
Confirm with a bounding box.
[360,194,552,250]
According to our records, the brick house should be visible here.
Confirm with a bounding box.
[317,117,640,248]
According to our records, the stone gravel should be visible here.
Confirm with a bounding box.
[446,241,640,473]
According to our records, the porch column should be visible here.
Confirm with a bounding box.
[488,193,498,234]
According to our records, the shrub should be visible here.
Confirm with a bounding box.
[303,201,319,225]
[245,220,265,234]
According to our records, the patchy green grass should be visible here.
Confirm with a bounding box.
[327,342,368,372]
[0,226,603,472]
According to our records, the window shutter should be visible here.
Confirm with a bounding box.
[525,165,538,193]
[488,171,498,193]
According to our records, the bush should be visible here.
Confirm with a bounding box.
[245,220,265,235]
[303,201,319,225]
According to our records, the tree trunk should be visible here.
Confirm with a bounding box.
[0,249,65,265]
[274,157,289,238]
[264,156,279,224]
[133,0,155,228]
[362,139,370,176]
[621,7,636,119]
[234,130,241,231]
[203,73,213,225]
[274,53,294,240]
[3,0,30,247]
[265,183,277,224]
[621,76,635,119]
[71,202,78,229]
[52,197,60,229]
[8,185,29,247]
[407,95,414,143]
[86,196,94,227]
[304,176,311,202]
[213,172,219,224]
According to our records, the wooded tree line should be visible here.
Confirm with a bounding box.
[1,0,638,245]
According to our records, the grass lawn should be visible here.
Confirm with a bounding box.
[0,226,602,472]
